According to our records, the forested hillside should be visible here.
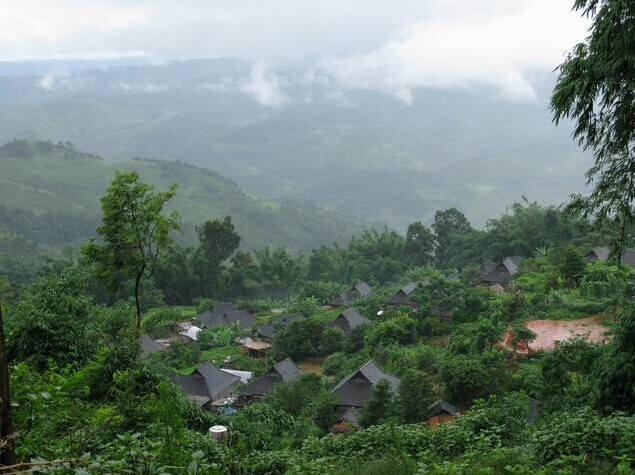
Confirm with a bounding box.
[0,140,362,282]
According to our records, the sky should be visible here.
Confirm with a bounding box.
[0,0,589,103]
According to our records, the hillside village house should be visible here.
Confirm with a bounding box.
[197,302,255,329]
[239,358,305,402]
[140,334,167,358]
[331,360,401,429]
[257,313,305,342]
[169,361,246,408]
[236,337,272,358]
[328,281,373,307]
[480,256,522,290]
[330,308,369,334]
[235,313,307,357]
[427,400,460,428]
[585,247,635,267]
[386,280,429,309]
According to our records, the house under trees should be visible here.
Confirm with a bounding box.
[330,308,369,334]
[332,360,401,428]
[328,281,373,306]
[239,357,305,401]
[169,361,245,407]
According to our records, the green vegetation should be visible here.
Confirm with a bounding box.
[3,2,635,472]
[0,140,363,282]
[2,164,635,472]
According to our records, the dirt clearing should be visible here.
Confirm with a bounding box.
[502,316,609,353]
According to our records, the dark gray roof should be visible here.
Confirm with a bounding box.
[481,256,522,284]
[387,280,427,305]
[328,281,373,306]
[331,308,369,333]
[586,247,635,267]
[239,373,282,397]
[332,360,400,408]
[273,357,305,381]
[239,357,304,397]
[171,361,242,403]
[353,281,372,298]
[169,373,209,400]
[503,256,522,274]
[428,400,459,417]
[257,314,304,340]
[401,281,418,295]
[586,247,610,261]
[196,309,216,328]
[213,302,237,314]
[336,406,362,428]
[140,334,166,358]
[197,308,254,329]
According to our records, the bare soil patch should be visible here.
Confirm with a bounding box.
[298,356,327,375]
[502,316,609,354]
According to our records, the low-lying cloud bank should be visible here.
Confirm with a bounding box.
[24,0,588,106]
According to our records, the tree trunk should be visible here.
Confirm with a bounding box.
[0,302,15,466]
[134,272,143,346]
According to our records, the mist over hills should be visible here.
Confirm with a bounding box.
[0,57,590,229]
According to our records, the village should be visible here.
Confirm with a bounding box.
[140,247,619,433]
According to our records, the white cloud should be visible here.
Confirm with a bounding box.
[113,82,169,93]
[36,70,88,90]
[6,1,589,103]
[37,71,63,90]
[318,0,588,103]
[1,1,149,60]
[240,62,288,107]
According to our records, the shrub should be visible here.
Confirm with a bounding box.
[142,306,184,331]
[365,314,418,348]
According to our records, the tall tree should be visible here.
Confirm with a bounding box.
[0,281,15,466]
[360,379,394,427]
[433,208,472,267]
[405,221,435,266]
[552,0,635,263]
[196,216,240,296]
[596,302,635,413]
[397,369,435,423]
[8,269,96,370]
[84,171,179,342]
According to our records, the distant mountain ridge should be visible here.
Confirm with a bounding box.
[0,140,363,254]
[0,58,591,228]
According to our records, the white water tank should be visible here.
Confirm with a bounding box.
[209,425,228,442]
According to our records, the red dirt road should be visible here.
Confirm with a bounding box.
[502,316,609,353]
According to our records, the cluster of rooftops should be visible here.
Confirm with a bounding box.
[165,355,458,429]
[141,298,459,428]
[140,247,624,428]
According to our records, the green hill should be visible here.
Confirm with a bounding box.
[0,140,363,281]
